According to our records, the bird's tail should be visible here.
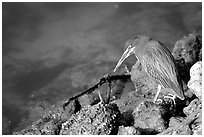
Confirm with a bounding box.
[177,78,185,100]
[160,76,185,100]
[169,79,185,100]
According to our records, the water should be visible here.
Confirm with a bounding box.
[2,2,202,134]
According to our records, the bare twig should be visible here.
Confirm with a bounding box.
[62,74,131,110]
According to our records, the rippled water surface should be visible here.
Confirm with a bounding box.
[2,2,202,134]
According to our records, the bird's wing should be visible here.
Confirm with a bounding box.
[143,41,184,100]
[145,61,184,100]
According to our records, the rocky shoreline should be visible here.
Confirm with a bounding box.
[14,33,202,135]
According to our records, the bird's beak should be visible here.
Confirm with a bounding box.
[113,45,135,72]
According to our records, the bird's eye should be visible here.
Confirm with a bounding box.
[124,44,132,51]
[127,45,132,49]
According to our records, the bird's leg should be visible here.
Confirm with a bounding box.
[124,65,131,75]
[106,80,111,104]
[153,84,162,103]
[98,90,105,104]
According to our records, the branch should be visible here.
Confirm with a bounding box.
[62,74,131,109]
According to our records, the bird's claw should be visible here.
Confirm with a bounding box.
[154,98,163,104]
[164,94,176,106]
[98,90,105,104]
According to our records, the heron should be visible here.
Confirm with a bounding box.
[114,35,185,104]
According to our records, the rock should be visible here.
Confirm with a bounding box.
[118,109,135,126]
[160,99,202,135]
[60,102,120,135]
[184,88,194,99]
[198,47,202,60]
[187,61,202,99]
[169,116,185,127]
[192,122,202,135]
[159,125,192,135]
[113,90,143,115]
[132,101,168,134]
[187,81,202,100]
[189,61,202,80]
[174,59,191,83]
[40,120,61,135]
[189,107,202,135]
[172,125,192,135]
[130,62,158,99]
[190,106,202,135]
[159,116,192,135]
[168,116,193,135]
[172,33,201,65]
[27,107,66,135]
[183,99,201,117]
[13,126,42,135]
[117,126,140,135]
[172,33,202,83]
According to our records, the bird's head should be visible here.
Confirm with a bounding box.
[113,44,135,72]
[113,35,150,72]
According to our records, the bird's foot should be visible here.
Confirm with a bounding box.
[153,98,163,104]
[164,94,176,106]
[97,90,105,104]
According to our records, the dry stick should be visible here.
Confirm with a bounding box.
[63,74,131,110]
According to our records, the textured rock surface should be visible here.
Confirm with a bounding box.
[132,101,168,134]
[117,126,140,135]
[172,33,202,83]
[189,61,202,80]
[172,33,201,65]
[159,99,202,135]
[60,102,120,135]
[183,99,201,117]
[199,47,202,60]
[187,61,202,99]
[168,117,192,135]
[192,121,202,135]
[130,63,158,100]
[13,126,42,135]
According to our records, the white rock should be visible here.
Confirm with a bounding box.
[187,61,202,100]
[188,80,202,99]
[190,61,202,81]
[125,126,137,134]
